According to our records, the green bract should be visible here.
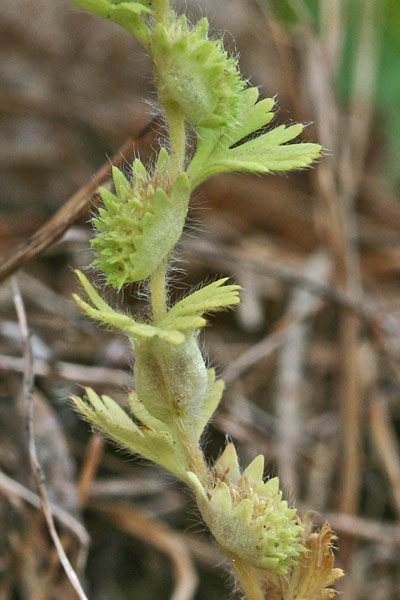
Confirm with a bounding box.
[132,277,240,425]
[73,270,238,433]
[152,16,245,128]
[91,153,190,288]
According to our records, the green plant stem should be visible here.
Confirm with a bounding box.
[154,0,169,25]
[150,0,201,493]
[231,559,264,600]
[174,417,210,489]
[165,102,186,183]
[149,260,168,323]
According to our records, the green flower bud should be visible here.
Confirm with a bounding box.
[133,334,209,425]
[91,151,190,288]
[188,444,305,574]
[152,16,245,129]
[73,270,237,440]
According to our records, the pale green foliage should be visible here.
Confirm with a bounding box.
[69,0,151,44]
[65,0,325,593]
[191,368,224,440]
[130,368,223,442]
[73,270,184,343]
[188,87,321,187]
[74,269,233,433]
[159,278,241,331]
[71,388,189,480]
[133,335,209,425]
[188,444,305,574]
[130,279,239,426]
[74,270,240,344]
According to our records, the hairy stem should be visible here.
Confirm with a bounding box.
[165,102,186,183]
[174,417,210,489]
[151,0,206,542]
[149,260,168,323]
[231,559,264,600]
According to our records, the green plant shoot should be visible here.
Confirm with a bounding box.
[66,1,343,598]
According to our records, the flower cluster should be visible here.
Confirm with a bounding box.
[189,444,305,574]
[91,151,190,288]
[152,15,245,128]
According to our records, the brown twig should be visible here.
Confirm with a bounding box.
[301,1,379,567]
[12,276,89,600]
[0,120,154,283]
[311,510,400,547]
[87,477,163,499]
[77,434,104,508]
[0,353,132,387]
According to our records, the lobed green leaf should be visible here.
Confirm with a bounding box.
[71,388,189,480]
[187,88,321,187]
[69,0,151,45]
[160,278,241,332]
[74,270,185,344]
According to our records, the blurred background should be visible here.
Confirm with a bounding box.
[1,0,400,598]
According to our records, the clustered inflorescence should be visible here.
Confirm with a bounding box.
[65,1,343,598]
[91,152,190,287]
[152,15,245,128]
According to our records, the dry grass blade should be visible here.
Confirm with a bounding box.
[319,511,400,547]
[186,239,376,322]
[12,276,90,600]
[189,240,400,384]
[302,1,377,550]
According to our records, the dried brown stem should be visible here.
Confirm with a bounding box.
[186,239,376,323]
[188,239,400,384]
[297,3,380,553]
[310,509,400,547]
[77,434,104,508]
[221,298,324,385]
[12,276,89,600]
